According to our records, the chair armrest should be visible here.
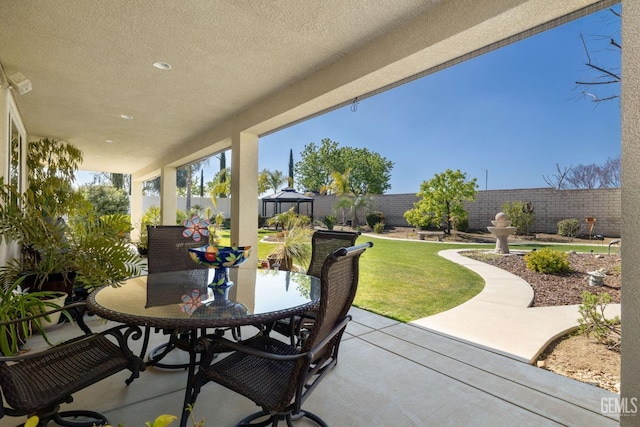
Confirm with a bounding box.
[0,322,144,364]
[307,315,351,360]
[0,333,99,363]
[202,315,351,362]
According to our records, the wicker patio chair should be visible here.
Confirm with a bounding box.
[0,302,145,427]
[144,225,208,368]
[271,230,360,346]
[146,225,209,275]
[144,225,240,368]
[183,242,372,427]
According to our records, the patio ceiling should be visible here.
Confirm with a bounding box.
[0,0,613,180]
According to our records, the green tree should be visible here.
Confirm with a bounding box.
[111,173,126,191]
[340,147,393,195]
[501,201,535,236]
[143,177,160,196]
[258,169,270,195]
[89,172,129,192]
[207,168,231,201]
[79,185,130,216]
[295,139,341,193]
[288,149,294,188]
[216,152,228,198]
[294,138,393,195]
[177,160,208,211]
[404,169,477,235]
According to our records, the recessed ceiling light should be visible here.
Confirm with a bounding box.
[105,139,113,143]
[120,114,134,120]
[153,61,171,70]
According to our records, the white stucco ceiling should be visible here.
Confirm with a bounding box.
[0,0,614,179]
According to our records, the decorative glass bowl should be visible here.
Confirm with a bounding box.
[188,245,252,290]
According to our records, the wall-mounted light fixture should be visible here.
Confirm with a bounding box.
[8,72,32,95]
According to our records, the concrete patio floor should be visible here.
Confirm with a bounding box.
[11,305,619,427]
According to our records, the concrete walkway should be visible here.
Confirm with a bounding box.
[411,249,622,364]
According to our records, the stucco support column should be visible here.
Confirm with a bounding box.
[160,166,177,225]
[621,1,640,423]
[130,178,143,242]
[230,132,258,266]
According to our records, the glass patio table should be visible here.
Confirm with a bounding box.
[86,267,319,427]
[87,268,319,331]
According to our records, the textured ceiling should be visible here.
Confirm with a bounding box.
[0,0,611,178]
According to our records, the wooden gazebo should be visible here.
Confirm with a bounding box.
[261,187,314,220]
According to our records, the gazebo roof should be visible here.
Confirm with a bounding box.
[262,187,314,201]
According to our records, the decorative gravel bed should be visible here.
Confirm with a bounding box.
[461,251,621,307]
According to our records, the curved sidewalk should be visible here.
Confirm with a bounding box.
[410,249,621,364]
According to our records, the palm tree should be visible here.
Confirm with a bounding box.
[335,193,371,227]
[328,170,352,224]
[208,168,231,207]
[268,170,286,193]
[177,159,208,211]
[258,169,286,194]
[258,170,270,196]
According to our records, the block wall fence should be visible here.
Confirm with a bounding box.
[307,188,622,237]
[142,187,621,237]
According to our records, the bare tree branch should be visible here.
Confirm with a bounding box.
[575,7,621,103]
[543,163,572,189]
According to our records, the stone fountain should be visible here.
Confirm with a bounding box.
[487,212,517,254]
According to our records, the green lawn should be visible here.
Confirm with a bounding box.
[216,229,612,323]
[352,236,488,321]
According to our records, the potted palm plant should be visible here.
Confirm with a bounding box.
[207,212,225,246]
[0,277,64,356]
[266,211,312,271]
[0,138,145,294]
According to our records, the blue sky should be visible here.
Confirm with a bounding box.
[257,6,621,194]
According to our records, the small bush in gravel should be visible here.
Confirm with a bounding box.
[373,222,385,234]
[524,248,571,273]
[578,291,621,352]
[366,211,385,228]
[557,218,581,238]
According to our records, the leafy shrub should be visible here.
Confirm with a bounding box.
[501,201,535,235]
[524,248,571,273]
[578,291,621,351]
[453,216,469,232]
[373,222,385,234]
[557,218,581,237]
[80,185,130,216]
[366,211,385,228]
[267,207,311,230]
[137,206,161,249]
[404,208,434,229]
[322,215,336,230]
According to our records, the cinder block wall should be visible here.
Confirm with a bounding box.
[306,188,621,237]
[142,188,621,237]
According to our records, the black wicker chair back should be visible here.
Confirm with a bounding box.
[306,230,360,278]
[272,229,359,345]
[184,242,372,427]
[144,225,211,368]
[147,225,208,274]
[0,303,145,426]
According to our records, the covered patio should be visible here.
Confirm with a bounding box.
[39,307,618,426]
[2,1,640,425]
